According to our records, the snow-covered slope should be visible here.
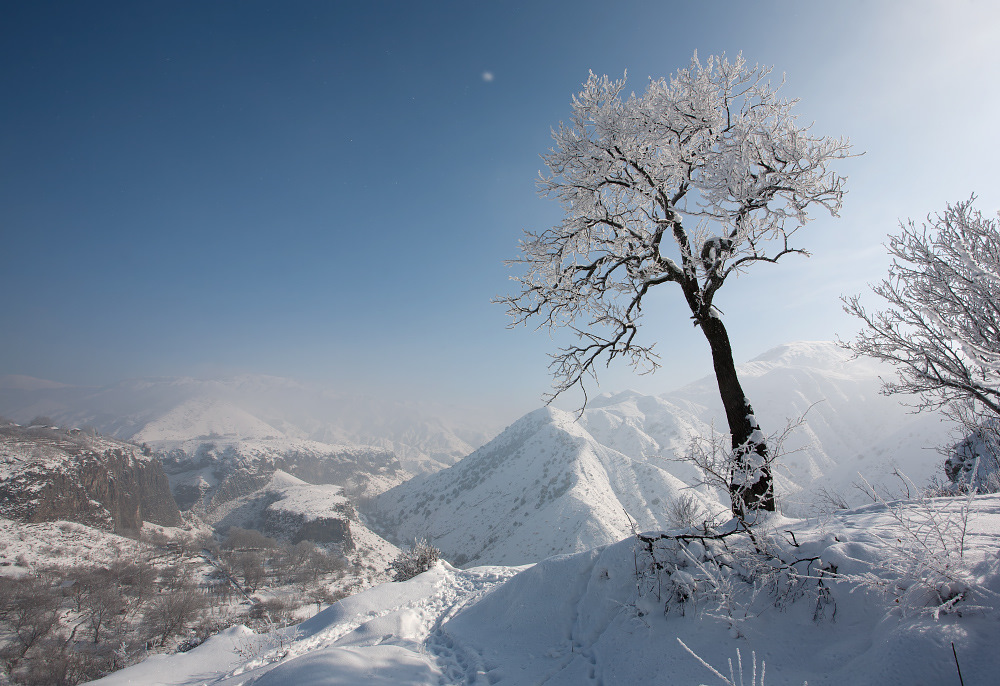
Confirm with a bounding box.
[89,494,1000,686]
[374,342,956,567]
[373,407,723,567]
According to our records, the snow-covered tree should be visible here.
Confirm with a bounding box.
[844,199,1000,415]
[499,53,851,515]
[844,198,1000,489]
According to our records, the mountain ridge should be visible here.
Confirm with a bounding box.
[372,341,955,566]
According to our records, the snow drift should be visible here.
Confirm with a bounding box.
[90,494,1000,686]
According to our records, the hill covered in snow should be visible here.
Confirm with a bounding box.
[89,493,1000,686]
[373,342,956,566]
[371,406,722,566]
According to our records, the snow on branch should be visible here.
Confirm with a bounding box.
[498,52,852,402]
[844,197,1000,419]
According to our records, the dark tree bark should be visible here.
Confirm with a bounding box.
[700,316,775,515]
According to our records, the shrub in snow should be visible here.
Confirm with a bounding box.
[677,639,796,686]
[389,538,440,582]
[666,492,706,530]
[838,481,1000,619]
[942,419,1000,494]
[677,410,810,534]
[632,519,836,636]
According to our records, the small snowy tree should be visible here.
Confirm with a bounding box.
[499,52,852,515]
[844,197,1000,488]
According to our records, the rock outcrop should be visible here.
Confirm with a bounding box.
[0,425,182,534]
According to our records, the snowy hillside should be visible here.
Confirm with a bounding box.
[374,342,956,566]
[373,407,722,566]
[89,494,1000,686]
[0,374,494,476]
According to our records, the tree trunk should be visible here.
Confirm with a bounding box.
[699,315,776,515]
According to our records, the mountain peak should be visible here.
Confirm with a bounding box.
[748,340,847,367]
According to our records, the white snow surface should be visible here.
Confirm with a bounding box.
[89,494,1000,686]
[263,470,349,522]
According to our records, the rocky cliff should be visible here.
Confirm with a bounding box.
[0,424,182,534]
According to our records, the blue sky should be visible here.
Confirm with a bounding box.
[2,1,999,425]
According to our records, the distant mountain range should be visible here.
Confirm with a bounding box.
[0,374,495,477]
[1,342,960,569]
[371,341,957,566]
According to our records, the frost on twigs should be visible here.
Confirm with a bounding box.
[839,479,1000,619]
[631,412,838,632]
[632,516,835,637]
[677,407,812,531]
[498,51,852,405]
[844,197,1000,470]
[677,638,805,686]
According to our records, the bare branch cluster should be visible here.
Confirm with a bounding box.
[844,197,1000,419]
[499,52,852,401]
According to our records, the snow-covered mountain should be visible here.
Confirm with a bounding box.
[373,342,956,566]
[372,406,722,566]
[0,373,496,477]
[588,340,955,509]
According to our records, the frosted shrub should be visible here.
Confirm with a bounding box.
[389,538,440,582]
[667,493,706,530]
[633,521,835,636]
[841,480,1000,618]
[678,638,808,686]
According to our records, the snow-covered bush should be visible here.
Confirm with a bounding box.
[632,519,835,637]
[389,538,440,582]
[677,411,809,531]
[942,411,1000,493]
[666,492,707,530]
[677,639,789,686]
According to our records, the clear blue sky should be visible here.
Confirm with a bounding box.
[2,1,999,426]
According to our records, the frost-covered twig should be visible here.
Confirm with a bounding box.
[677,638,800,686]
